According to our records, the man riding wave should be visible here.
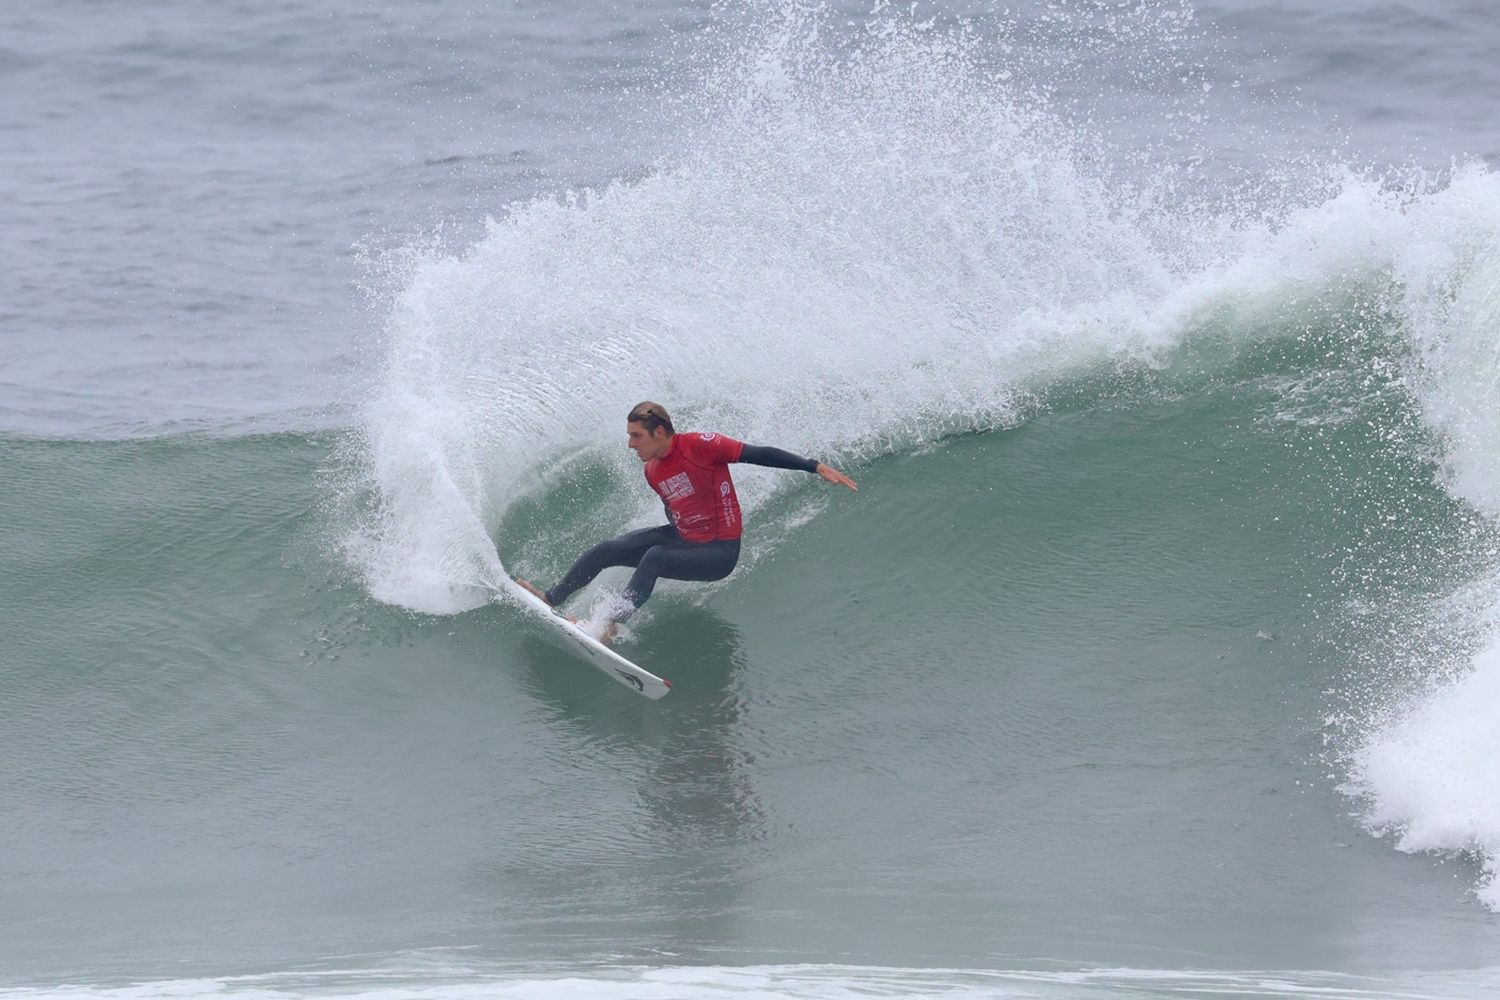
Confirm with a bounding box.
[515,401,857,640]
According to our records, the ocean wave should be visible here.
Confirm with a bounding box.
[339,3,1500,911]
[344,3,1500,609]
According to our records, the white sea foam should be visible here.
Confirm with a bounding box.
[1351,631,1500,909]
[4,962,1495,1000]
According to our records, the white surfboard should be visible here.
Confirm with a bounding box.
[502,578,671,700]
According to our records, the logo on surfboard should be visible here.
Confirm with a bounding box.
[615,669,645,692]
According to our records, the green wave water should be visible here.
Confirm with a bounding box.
[4,294,1498,988]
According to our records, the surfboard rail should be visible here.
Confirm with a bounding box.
[502,578,671,699]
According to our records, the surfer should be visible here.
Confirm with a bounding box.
[516,401,857,639]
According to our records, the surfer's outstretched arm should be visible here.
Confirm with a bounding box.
[737,444,858,491]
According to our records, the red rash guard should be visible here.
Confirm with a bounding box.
[644,432,746,542]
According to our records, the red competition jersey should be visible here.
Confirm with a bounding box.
[644,432,746,542]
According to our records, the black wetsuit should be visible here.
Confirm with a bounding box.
[543,445,818,617]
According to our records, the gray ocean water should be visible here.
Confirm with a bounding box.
[5,2,1500,997]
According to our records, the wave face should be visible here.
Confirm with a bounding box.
[336,5,1500,911]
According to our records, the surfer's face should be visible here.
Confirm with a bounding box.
[627,421,670,462]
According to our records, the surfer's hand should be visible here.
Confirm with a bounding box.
[816,463,858,491]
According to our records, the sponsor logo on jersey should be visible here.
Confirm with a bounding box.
[657,471,694,500]
[720,479,737,527]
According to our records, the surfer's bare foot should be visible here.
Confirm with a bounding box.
[516,577,578,622]
[514,578,551,605]
[598,621,620,646]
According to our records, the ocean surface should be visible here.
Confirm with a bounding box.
[4,1,1500,996]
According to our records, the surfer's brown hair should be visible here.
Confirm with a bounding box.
[628,401,674,435]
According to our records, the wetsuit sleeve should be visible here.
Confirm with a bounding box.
[736,444,819,473]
